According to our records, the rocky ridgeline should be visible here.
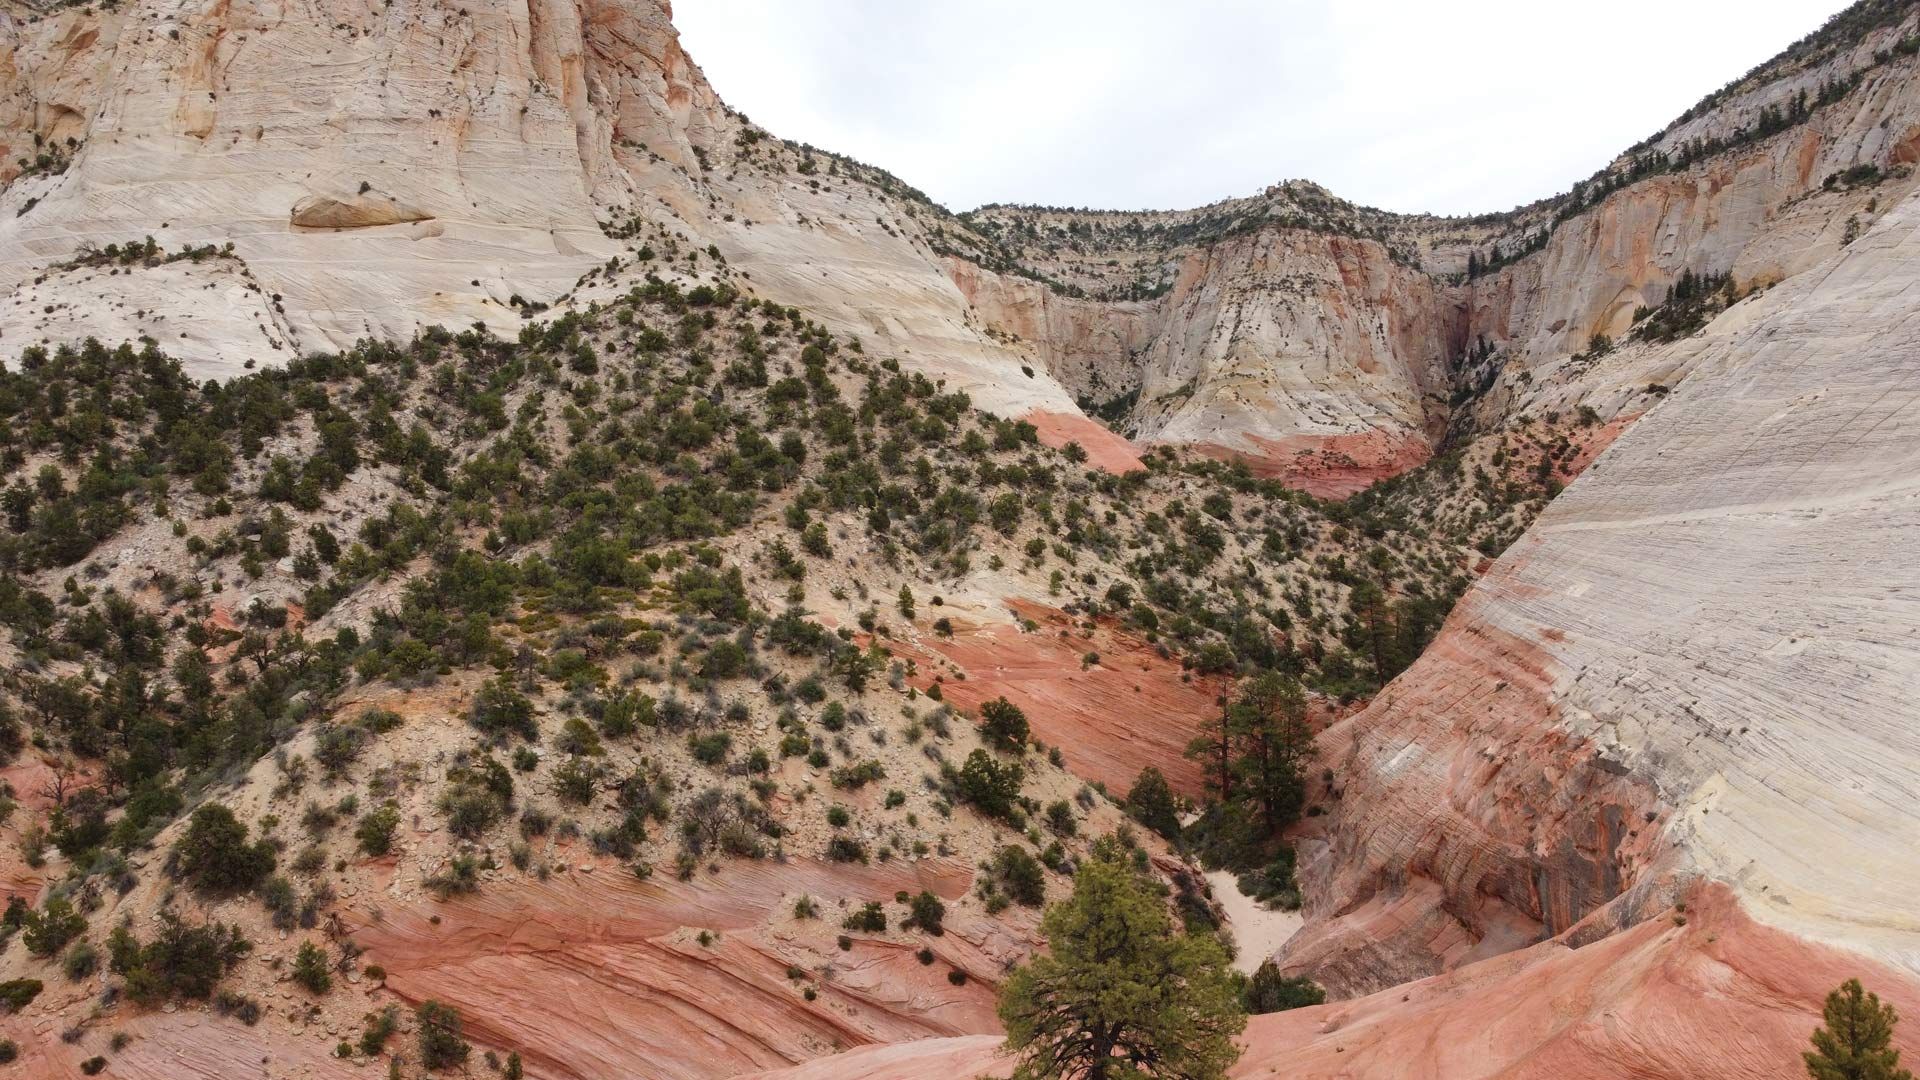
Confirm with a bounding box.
[1,1,1919,1078]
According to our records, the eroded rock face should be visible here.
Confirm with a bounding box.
[5,0,1919,489]
[1462,51,1920,434]
[1238,886,1920,1080]
[0,0,1110,445]
[344,858,1013,1080]
[946,15,1920,483]
[744,887,1920,1080]
[1289,181,1920,1003]
[898,599,1228,797]
[0,0,653,346]
[4,3,1920,1078]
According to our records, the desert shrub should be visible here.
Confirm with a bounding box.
[555,717,603,757]
[830,759,885,789]
[356,802,402,855]
[991,845,1047,907]
[425,854,482,898]
[825,836,869,864]
[1125,766,1182,841]
[977,697,1029,751]
[213,989,262,1025]
[22,898,86,956]
[687,731,731,765]
[0,979,42,1013]
[902,891,945,936]
[842,902,886,933]
[471,677,537,741]
[360,1005,400,1054]
[948,750,1024,822]
[109,913,251,1004]
[63,939,98,981]
[1236,849,1301,911]
[312,723,368,778]
[172,804,275,893]
[417,1000,470,1069]
[292,940,331,994]
[1244,961,1324,1013]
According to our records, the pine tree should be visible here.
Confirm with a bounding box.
[1805,979,1913,1080]
[1229,671,1310,831]
[998,841,1245,1080]
[1184,703,1233,804]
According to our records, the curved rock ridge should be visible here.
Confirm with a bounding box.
[8,0,1920,487]
[343,857,1017,1080]
[740,886,1920,1080]
[1287,179,1920,1002]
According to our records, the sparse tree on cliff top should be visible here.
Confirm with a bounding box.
[998,840,1244,1080]
[1805,979,1913,1080]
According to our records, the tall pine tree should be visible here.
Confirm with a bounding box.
[1229,671,1310,831]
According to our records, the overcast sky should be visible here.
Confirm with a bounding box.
[673,0,1854,216]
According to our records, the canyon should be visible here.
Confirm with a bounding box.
[0,0,1917,1078]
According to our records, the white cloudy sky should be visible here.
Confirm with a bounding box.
[673,0,1854,216]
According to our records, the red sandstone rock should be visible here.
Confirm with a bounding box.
[1186,429,1435,499]
[344,858,1005,1080]
[1021,409,1146,474]
[904,600,1226,797]
[743,886,1920,1080]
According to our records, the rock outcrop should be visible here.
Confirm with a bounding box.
[10,0,1915,483]
[289,192,434,230]
[345,858,1010,1080]
[1285,169,1920,1006]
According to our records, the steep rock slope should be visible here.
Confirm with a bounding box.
[7,0,1919,488]
[952,197,1468,495]
[1283,175,1920,1005]
[0,0,1145,464]
[1461,21,1920,434]
[949,7,1920,483]
[746,172,1920,1049]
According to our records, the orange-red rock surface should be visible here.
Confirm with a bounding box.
[1234,884,1920,1079]
[345,857,1009,1080]
[1021,409,1146,474]
[1188,429,1435,499]
[906,600,1225,797]
[1278,598,1674,997]
[745,885,1920,1080]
